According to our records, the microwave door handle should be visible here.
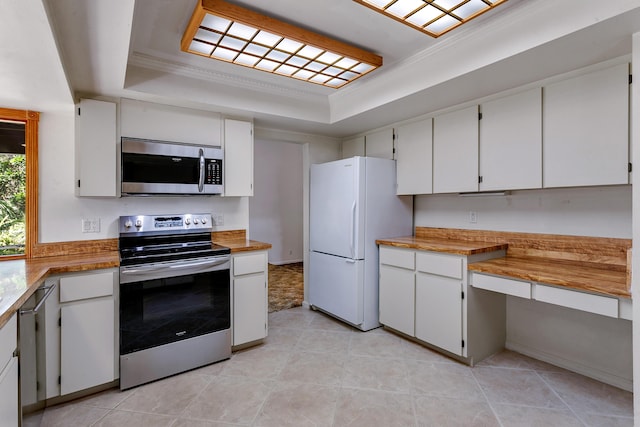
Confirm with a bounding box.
[198,148,205,192]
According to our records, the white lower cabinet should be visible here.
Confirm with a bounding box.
[415,273,462,355]
[45,269,118,398]
[0,314,18,426]
[379,245,505,364]
[232,251,268,346]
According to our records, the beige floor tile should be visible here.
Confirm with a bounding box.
[182,375,271,424]
[254,381,339,427]
[492,404,583,427]
[333,388,416,427]
[73,386,134,409]
[579,413,635,427]
[308,311,357,332]
[539,371,633,418]
[221,346,291,379]
[473,367,567,409]
[406,359,485,401]
[399,337,457,363]
[268,310,314,329]
[92,410,176,426]
[263,326,304,350]
[349,330,409,358]
[342,355,411,392]
[477,350,566,373]
[295,329,352,353]
[414,395,499,427]
[39,403,109,427]
[116,372,212,416]
[277,350,346,386]
[190,358,230,376]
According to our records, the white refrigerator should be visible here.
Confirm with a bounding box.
[309,156,413,331]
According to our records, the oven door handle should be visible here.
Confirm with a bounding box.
[168,258,229,270]
[120,258,230,276]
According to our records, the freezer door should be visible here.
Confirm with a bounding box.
[310,157,365,259]
[309,251,364,326]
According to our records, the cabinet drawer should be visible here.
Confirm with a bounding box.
[234,252,266,276]
[534,284,618,318]
[0,314,17,370]
[471,273,532,299]
[60,271,114,303]
[416,252,462,279]
[379,246,414,270]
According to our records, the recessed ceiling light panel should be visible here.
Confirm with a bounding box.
[182,0,383,88]
[353,0,508,37]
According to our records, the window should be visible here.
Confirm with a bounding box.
[0,108,39,259]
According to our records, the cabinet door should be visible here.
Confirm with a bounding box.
[480,88,542,191]
[61,298,115,395]
[379,265,415,336]
[433,106,479,193]
[0,357,18,427]
[365,128,394,159]
[342,136,365,158]
[233,273,267,346]
[415,273,463,356]
[543,63,629,188]
[395,119,433,195]
[75,99,117,197]
[224,119,254,196]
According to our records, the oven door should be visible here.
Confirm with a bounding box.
[119,256,230,355]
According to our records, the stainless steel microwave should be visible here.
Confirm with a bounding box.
[121,138,223,195]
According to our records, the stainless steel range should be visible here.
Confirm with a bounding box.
[118,213,231,390]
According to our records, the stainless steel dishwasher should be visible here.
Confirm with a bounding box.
[19,282,55,426]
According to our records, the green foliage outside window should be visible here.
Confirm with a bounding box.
[0,154,26,256]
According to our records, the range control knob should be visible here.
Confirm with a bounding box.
[185,218,191,225]
[201,217,207,224]
[193,218,200,225]
[135,219,142,228]
[124,220,133,229]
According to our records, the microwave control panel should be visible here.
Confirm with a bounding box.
[205,159,223,185]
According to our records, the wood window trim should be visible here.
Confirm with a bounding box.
[0,107,39,260]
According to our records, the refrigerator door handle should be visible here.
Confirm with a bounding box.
[350,200,356,259]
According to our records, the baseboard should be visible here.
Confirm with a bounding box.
[506,340,633,392]
[269,259,303,266]
[302,300,311,309]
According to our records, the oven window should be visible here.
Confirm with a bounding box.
[120,269,230,354]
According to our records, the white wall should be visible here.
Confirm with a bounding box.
[415,185,633,390]
[38,108,249,243]
[415,186,632,238]
[249,139,303,264]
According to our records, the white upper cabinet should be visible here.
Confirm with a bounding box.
[479,88,542,191]
[433,105,479,193]
[223,119,254,197]
[120,99,222,146]
[365,128,394,159]
[342,136,365,158]
[543,63,629,188]
[395,118,433,195]
[75,99,117,197]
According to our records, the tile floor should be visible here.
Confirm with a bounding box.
[33,306,633,426]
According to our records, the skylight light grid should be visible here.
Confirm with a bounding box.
[353,0,508,38]
[181,0,383,88]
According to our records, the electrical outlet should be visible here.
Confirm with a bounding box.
[82,218,100,233]
[213,214,224,226]
[469,211,478,224]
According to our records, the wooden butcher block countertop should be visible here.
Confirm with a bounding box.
[378,227,632,300]
[375,236,507,256]
[0,230,271,329]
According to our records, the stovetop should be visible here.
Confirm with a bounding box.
[118,213,230,266]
